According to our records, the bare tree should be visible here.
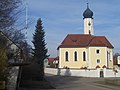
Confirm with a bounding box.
[0,0,21,29]
[0,0,27,45]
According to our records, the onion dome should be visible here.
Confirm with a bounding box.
[83,3,93,18]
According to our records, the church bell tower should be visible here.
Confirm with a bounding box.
[83,3,94,35]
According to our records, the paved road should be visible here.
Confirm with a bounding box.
[45,74,120,90]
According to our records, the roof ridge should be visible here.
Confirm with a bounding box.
[87,36,95,46]
[101,36,114,48]
[88,36,106,46]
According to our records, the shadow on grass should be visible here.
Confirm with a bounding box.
[19,63,55,89]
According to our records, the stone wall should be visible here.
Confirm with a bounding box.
[45,68,120,77]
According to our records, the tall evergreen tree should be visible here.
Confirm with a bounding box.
[32,18,48,80]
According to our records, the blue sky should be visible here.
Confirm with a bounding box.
[21,0,120,57]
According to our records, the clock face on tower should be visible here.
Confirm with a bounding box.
[88,22,91,26]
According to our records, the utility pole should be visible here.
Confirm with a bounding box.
[25,0,28,40]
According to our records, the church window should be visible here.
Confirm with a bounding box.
[110,51,112,60]
[74,51,77,61]
[88,22,91,26]
[97,59,100,63]
[83,52,86,61]
[96,50,100,54]
[65,51,69,61]
[107,51,112,61]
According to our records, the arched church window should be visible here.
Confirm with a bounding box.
[65,51,69,61]
[74,51,77,61]
[83,51,86,61]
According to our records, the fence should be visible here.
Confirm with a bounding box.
[45,68,120,77]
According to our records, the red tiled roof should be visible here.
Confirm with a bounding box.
[48,58,55,61]
[48,57,59,61]
[58,34,113,49]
